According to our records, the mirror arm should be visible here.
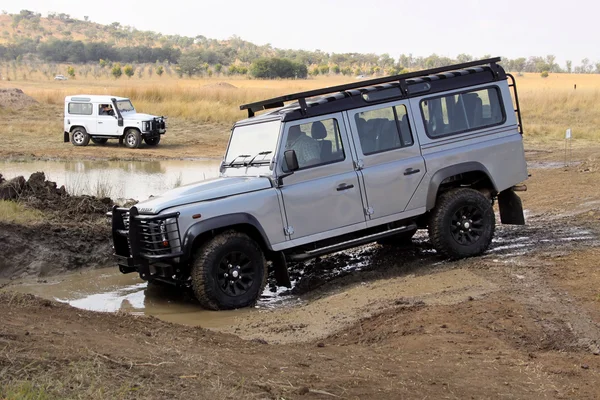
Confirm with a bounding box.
[276,171,293,187]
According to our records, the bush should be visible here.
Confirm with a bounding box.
[250,57,307,79]
[124,64,134,78]
[111,63,122,79]
[541,70,549,78]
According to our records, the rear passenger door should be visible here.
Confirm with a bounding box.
[348,102,426,221]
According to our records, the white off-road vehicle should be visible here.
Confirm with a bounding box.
[63,95,166,148]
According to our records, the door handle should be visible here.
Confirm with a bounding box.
[98,122,103,124]
[336,183,354,191]
[404,168,421,176]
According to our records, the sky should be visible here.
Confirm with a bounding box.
[5,0,600,67]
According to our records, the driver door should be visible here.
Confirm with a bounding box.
[278,114,366,241]
[96,104,119,135]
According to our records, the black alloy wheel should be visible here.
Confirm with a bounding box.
[217,251,256,297]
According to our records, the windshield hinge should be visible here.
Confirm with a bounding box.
[284,226,295,236]
[354,159,364,170]
[364,206,374,216]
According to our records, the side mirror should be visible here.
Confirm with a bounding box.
[284,150,299,172]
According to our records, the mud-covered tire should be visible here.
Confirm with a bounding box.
[91,137,108,145]
[70,127,90,146]
[123,129,141,149]
[377,228,417,246]
[144,136,161,146]
[428,188,495,259]
[190,231,267,310]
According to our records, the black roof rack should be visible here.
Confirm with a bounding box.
[240,57,502,118]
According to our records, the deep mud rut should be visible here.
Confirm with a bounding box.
[2,144,600,399]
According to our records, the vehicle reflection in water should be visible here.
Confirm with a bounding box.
[1,159,221,200]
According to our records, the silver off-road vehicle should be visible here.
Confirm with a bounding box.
[63,95,166,148]
[112,57,528,310]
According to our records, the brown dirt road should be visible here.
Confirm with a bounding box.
[2,143,600,399]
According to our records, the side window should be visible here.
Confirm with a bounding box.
[68,102,92,115]
[421,87,504,138]
[98,104,115,116]
[354,104,413,155]
[285,118,344,170]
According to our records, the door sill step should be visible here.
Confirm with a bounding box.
[288,223,417,262]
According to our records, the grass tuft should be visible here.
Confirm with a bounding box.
[0,200,44,224]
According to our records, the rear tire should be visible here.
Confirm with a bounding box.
[91,137,108,145]
[70,127,90,147]
[144,136,161,146]
[123,129,141,149]
[428,188,495,259]
[190,231,267,310]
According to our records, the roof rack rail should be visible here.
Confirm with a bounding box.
[240,57,501,117]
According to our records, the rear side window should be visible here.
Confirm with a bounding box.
[420,87,504,138]
[354,104,413,155]
[68,102,92,115]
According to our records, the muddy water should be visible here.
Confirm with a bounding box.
[1,159,221,200]
[6,268,277,330]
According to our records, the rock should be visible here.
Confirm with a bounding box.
[317,342,325,348]
[581,364,589,370]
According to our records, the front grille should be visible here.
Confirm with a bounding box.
[122,212,130,229]
[137,217,182,257]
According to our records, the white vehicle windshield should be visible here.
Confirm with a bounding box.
[116,100,135,113]
[225,120,280,166]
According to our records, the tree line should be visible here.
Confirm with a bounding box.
[3,10,600,78]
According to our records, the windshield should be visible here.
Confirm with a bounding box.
[225,120,280,164]
[116,100,135,113]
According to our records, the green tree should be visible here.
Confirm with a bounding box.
[111,63,122,79]
[250,58,306,79]
[310,67,319,76]
[156,65,164,77]
[124,64,134,78]
[319,64,329,75]
[215,63,222,73]
[332,65,340,74]
[66,65,75,78]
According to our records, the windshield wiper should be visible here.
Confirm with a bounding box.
[227,154,251,167]
[246,151,272,166]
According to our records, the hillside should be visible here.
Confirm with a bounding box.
[1,9,599,76]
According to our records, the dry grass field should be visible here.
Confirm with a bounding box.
[1,68,599,160]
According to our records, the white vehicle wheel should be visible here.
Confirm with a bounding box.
[124,129,141,149]
[70,127,90,146]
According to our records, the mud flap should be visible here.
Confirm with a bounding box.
[498,189,525,225]
[270,251,292,288]
[63,131,69,143]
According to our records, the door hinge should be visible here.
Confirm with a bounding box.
[354,159,364,170]
[284,226,295,236]
[364,206,374,216]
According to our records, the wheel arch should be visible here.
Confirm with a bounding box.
[426,162,498,210]
[182,213,272,263]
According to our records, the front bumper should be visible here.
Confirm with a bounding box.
[111,206,183,280]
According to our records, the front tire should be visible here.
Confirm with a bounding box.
[70,127,90,146]
[123,129,141,149]
[428,188,495,259]
[191,231,267,310]
[144,136,161,146]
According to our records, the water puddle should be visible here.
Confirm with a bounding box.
[5,268,297,330]
[527,161,581,169]
[1,159,221,200]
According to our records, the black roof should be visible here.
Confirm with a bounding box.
[240,57,506,122]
